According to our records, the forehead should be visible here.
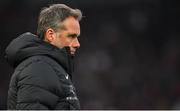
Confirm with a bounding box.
[61,16,80,35]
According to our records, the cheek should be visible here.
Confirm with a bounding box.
[64,38,73,46]
[68,39,76,46]
[59,37,72,47]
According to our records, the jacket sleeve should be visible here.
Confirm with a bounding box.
[16,60,60,109]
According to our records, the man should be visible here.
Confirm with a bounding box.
[5,4,82,109]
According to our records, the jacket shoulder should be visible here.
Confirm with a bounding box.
[15,55,62,91]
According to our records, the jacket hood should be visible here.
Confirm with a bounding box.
[5,32,73,73]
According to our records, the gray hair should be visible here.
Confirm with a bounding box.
[37,4,82,39]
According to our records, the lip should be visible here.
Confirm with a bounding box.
[70,51,75,54]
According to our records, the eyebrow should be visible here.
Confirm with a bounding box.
[68,33,80,37]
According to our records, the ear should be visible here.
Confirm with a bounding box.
[44,28,56,43]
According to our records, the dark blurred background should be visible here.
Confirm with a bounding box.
[0,0,180,109]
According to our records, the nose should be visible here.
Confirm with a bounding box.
[72,38,80,49]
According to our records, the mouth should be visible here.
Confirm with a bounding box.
[70,51,76,55]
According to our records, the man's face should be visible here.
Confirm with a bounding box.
[45,16,80,56]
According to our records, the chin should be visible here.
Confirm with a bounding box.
[70,53,75,57]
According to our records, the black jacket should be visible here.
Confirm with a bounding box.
[5,32,80,110]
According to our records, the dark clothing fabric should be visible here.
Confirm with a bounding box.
[5,32,80,110]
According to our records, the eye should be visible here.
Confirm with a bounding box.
[68,34,78,38]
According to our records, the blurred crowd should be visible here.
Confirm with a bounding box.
[0,0,180,109]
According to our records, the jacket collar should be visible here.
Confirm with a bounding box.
[5,32,74,75]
